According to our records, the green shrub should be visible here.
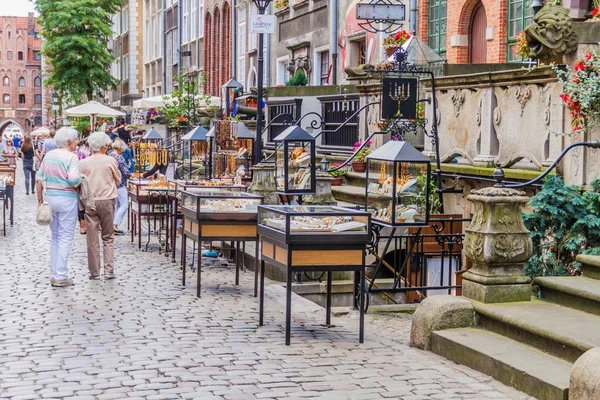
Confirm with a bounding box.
[285,69,308,87]
[523,175,600,278]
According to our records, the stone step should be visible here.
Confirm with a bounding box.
[431,328,571,400]
[577,254,600,280]
[473,298,600,363]
[535,276,600,317]
[331,184,366,206]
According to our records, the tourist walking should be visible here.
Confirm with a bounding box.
[77,140,92,234]
[35,127,81,287]
[20,135,36,195]
[108,139,131,235]
[80,132,121,280]
[2,139,18,167]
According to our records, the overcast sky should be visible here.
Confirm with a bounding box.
[2,0,37,17]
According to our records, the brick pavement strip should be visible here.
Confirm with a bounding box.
[0,176,534,400]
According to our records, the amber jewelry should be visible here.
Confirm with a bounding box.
[378,162,387,184]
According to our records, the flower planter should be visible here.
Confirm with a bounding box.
[351,161,367,173]
[385,47,399,57]
[331,177,344,186]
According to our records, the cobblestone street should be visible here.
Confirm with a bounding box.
[0,177,533,399]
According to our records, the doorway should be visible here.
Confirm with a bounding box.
[469,2,487,63]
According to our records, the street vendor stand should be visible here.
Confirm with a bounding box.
[128,179,173,250]
[257,205,371,345]
[180,190,263,297]
[0,163,15,227]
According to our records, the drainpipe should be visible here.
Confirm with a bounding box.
[330,0,338,85]
[232,0,237,79]
[265,3,271,87]
[178,0,182,77]
[162,0,166,94]
[410,0,418,34]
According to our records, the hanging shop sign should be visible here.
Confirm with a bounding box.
[250,15,275,34]
[381,77,418,120]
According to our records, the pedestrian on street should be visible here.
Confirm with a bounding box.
[2,139,18,167]
[20,135,36,195]
[80,132,121,280]
[108,139,131,235]
[37,129,58,161]
[77,140,92,235]
[36,127,82,287]
[12,135,21,152]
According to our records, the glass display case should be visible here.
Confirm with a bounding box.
[0,166,16,187]
[128,178,175,202]
[211,120,254,181]
[365,141,431,227]
[273,126,315,194]
[181,190,263,221]
[258,205,371,244]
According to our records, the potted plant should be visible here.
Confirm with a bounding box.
[275,0,289,11]
[328,164,347,186]
[382,30,411,57]
[351,140,372,173]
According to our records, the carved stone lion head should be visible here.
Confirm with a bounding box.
[524,5,578,59]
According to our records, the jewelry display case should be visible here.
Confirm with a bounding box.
[211,120,254,181]
[257,205,371,345]
[180,190,264,298]
[0,166,16,187]
[165,179,248,262]
[273,126,316,195]
[365,141,431,227]
[127,179,174,250]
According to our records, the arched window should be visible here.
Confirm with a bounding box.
[19,77,24,86]
[34,77,41,87]
[3,76,9,86]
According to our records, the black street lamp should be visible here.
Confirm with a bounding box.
[51,92,59,128]
[222,77,244,118]
[252,0,272,164]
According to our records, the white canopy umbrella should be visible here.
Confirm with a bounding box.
[65,100,125,129]
[30,126,50,137]
[133,95,221,110]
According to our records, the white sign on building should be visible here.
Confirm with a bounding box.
[249,15,275,34]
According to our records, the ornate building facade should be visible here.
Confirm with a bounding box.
[0,13,44,135]
[204,0,232,96]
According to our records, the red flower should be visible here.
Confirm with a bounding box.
[574,61,586,71]
[395,32,401,40]
[592,8,599,16]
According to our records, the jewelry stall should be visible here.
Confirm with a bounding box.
[257,205,371,345]
[180,190,263,297]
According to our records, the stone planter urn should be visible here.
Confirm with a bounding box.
[351,161,366,173]
[462,186,533,303]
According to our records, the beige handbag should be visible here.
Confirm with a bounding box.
[36,179,52,225]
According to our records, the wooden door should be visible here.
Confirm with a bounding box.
[469,2,487,63]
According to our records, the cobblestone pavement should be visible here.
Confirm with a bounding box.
[0,175,533,400]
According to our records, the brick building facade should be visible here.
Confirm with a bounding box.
[204,0,232,96]
[419,0,590,64]
[0,13,44,135]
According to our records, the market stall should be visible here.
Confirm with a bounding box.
[257,205,371,345]
[180,190,263,297]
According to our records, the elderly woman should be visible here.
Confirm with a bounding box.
[108,139,131,235]
[36,127,81,287]
[80,132,121,280]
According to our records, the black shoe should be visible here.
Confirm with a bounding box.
[26,192,29,195]
[114,229,125,236]
[32,191,35,194]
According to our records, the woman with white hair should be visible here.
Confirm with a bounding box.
[80,132,121,280]
[36,127,81,287]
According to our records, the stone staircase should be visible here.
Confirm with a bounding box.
[330,171,370,206]
[429,254,600,400]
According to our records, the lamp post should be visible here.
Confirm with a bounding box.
[251,0,272,164]
[222,77,244,118]
[51,92,59,128]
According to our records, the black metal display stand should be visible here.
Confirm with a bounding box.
[257,205,371,345]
